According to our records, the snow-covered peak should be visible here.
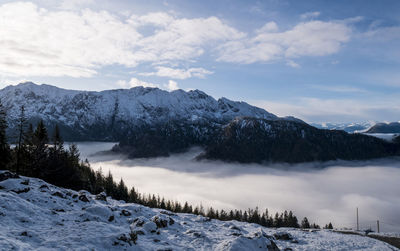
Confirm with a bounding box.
[0,82,279,129]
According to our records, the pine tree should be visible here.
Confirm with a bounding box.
[52,124,64,152]
[104,171,115,197]
[301,217,311,229]
[31,120,49,176]
[15,106,27,174]
[207,207,215,218]
[0,99,11,169]
[128,187,138,203]
[116,178,128,201]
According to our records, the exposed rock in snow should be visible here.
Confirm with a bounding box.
[0,170,397,250]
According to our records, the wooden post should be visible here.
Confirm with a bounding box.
[377,220,380,233]
[356,207,359,231]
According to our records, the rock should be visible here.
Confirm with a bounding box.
[151,215,171,228]
[284,248,293,251]
[20,179,29,185]
[274,232,293,241]
[267,240,281,251]
[12,187,30,194]
[39,184,49,190]
[133,230,145,235]
[143,222,157,233]
[78,192,89,202]
[117,233,137,245]
[121,209,131,216]
[132,217,147,228]
[95,192,107,201]
[185,229,203,238]
[0,171,19,182]
[52,192,65,199]
[160,210,176,216]
[108,215,114,222]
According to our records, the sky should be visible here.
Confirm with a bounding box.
[0,0,399,123]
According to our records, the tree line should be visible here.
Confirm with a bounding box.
[0,101,333,229]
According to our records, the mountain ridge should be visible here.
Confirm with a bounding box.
[0,82,286,140]
[2,82,399,163]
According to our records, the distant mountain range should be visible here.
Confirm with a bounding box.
[1,82,399,163]
[310,122,374,133]
[311,122,400,134]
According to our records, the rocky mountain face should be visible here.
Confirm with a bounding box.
[0,82,280,141]
[199,117,400,163]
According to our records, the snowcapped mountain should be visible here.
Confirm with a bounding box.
[0,170,395,251]
[310,122,375,133]
[0,82,279,139]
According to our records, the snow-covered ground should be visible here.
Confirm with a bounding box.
[1,171,398,250]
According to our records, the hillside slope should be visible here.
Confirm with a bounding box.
[0,171,396,251]
[366,122,400,134]
[200,117,400,163]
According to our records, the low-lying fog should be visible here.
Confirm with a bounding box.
[76,142,400,232]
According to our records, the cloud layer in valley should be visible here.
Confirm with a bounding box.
[76,142,400,232]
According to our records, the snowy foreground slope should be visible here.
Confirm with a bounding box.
[0,171,397,251]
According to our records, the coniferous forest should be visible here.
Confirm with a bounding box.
[0,101,333,229]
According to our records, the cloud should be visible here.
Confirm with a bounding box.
[116,77,180,91]
[300,11,321,20]
[0,2,142,77]
[139,67,213,79]
[116,78,159,89]
[251,97,400,123]
[286,60,300,68]
[59,0,94,10]
[0,2,243,78]
[0,2,357,78]
[217,20,352,64]
[77,142,400,232]
[308,85,368,93]
[166,80,179,90]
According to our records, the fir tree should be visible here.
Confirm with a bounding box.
[0,99,10,169]
[116,178,129,201]
[301,217,311,229]
[52,124,64,152]
[15,105,27,174]
[128,187,138,203]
